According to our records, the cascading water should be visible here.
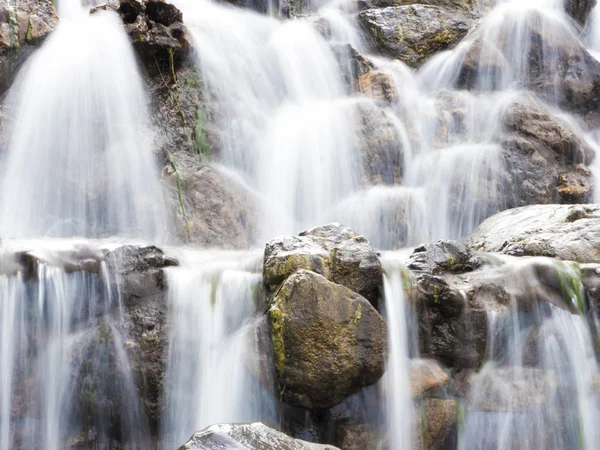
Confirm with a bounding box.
[0,242,149,450]
[0,2,168,240]
[161,250,276,446]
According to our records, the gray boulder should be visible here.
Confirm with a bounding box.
[179,422,339,449]
[269,270,386,409]
[359,5,476,67]
[264,223,382,306]
[469,204,600,262]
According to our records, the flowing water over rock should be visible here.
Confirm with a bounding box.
[2,0,600,448]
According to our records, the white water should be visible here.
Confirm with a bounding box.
[0,242,148,450]
[0,4,168,240]
[381,256,414,450]
[161,250,276,446]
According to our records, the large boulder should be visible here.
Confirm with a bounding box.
[179,422,339,449]
[469,204,600,263]
[164,163,260,248]
[268,270,387,409]
[359,5,476,68]
[0,0,58,94]
[264,223,382,306]
[412,398,459,450]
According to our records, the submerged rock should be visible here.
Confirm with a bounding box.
[264,223,383,306]
[268,270,386,410]
[359,5,476,67]
[469,204,600,262]
[409,359,450,398]
[179,422,339,449]
[0,0,58,94]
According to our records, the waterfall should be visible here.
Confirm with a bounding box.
[173,0,361,240]
[161,250,276,446]
[0,243,148,450]
[0,4,168,240]
[381,256,414,450]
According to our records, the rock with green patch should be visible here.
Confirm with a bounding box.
[358,5,476,68]
[179,422,339,449]
[265,223,383,307]
[268,270,386,410]
[0,0,58,95]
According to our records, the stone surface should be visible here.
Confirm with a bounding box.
[356,101,405,185]
[413,399,459,450]
[359,5,476,67]
[357,70,397,103]
[410,359,450,398]
[269,270,386,410]
[164,163,260,248]
[564,0,597,26]
[265,223,383,306]
[469,204,600,263]
[179,422,339,450]
[409,241,582,367]
[0,0,58,95]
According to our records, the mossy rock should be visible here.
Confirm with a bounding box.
[268,269,386,410]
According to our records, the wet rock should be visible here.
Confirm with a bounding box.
[407,240,483,275]
[409,241,581,367]
[264,223,383,306]
[97,0,192,77]
[164,163,260,248]
[268,270,386,410]
[564,0,596,27]
[105,244,176,431]
[468,204,600,263]
[499,96,595,206]
[330,43,375,88]
[359,5,476,68]
[0,0,58,95]
[410,359,449,398]
[413,399,459,450]
[357,70,397,103]
[336,424,381,450]
[356,101,404,185]
[179,422,339,449]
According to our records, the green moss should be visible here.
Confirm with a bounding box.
[194,108,212,158]
[354,303,362,324]
[270,302,286,376]
[25,18,34,43]
[445,256,461,270]
[433,284,440,303]
[396,23,404,43]
[556,261,585,315]
[7,9,20,51]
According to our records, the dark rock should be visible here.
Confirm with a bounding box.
[359,5,476,68]
[410,241,582,367]
[269,270,386,410]
[407,240,483,275]
[564,0,597,27]
[179,422,339,449]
